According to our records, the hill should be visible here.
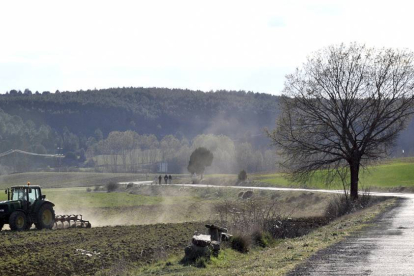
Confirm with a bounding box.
[0,88,280,141]
[0,88,412,174]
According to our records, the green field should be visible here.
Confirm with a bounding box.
[252,158,414,191]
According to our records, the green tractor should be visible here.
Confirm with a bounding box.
[0,184,55,231]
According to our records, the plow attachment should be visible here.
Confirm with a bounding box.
[54,214,92,229]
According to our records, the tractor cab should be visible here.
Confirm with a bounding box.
[6,185,45,210]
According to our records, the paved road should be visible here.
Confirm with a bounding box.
[289,197,414,275]
[125,182,414,275]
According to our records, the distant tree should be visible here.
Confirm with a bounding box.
[187,147,214,179]
[63,151,78,166]
[63,127,79,152]
[34,145,47,154]
[64,152,77,160]
[192,134,236,174]
[106,182,119,193]
[23,89,32,95]
[78,148,86,163]
[268,43,414,200]
[238,170,247,181]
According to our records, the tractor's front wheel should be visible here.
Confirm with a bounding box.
[35,204,55,230]
[9,211,28,231]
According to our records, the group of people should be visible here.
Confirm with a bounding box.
[158,174,172,184]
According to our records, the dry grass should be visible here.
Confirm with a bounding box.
[133,198,397,276]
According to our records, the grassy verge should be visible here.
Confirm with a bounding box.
[131,197,397,276]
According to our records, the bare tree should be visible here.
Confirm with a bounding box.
[267,43,414,200]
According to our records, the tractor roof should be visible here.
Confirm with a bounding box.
[11,185,41,188]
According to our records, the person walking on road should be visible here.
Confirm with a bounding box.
[164,174,168,184]
[158,175,162,184]
[168,175,172,184]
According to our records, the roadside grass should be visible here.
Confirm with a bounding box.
[131,198,397,276]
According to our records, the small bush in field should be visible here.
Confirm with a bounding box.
[231,235,250,253]
[252,230,273,248]
[86,187,91,192]
[106,182,119,193]
[238,170,247,181]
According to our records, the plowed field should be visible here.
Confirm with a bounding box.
[0,222,206,276]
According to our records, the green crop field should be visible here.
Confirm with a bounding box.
[252,158,414,191]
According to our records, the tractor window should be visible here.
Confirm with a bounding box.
[12,189,27,201]
[28,188,38,204]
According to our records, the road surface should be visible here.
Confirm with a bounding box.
[123,182,414,275]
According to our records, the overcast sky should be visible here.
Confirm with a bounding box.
[0,0,413,95]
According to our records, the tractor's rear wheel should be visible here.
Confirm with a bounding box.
[0,221,4,231]
[35,204,55,230]
[9,211,28,231]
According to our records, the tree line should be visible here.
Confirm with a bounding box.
[86,131,279,174]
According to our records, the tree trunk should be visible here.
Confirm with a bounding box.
[350,161,360,200]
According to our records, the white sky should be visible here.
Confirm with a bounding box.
[0,0,413,95]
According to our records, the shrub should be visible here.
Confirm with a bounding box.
[324,195,352,219]
[126,183,134,189]
[195,257,209,268]
[238,170,247,181]
[214,196,279,234]
[182,246,211,265]
[324,191,373,220]
[252,230,273,248]
[86,188,91,192]
[230,235,250,253]
[106,182,119,193]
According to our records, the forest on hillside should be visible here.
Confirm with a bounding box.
[0,88,412,174]
[0,88,279,141]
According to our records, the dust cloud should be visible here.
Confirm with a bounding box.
[50,185,216,228]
